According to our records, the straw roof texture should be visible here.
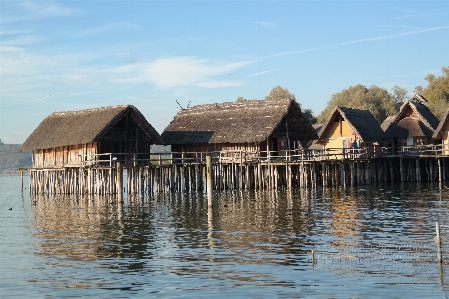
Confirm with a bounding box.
[317,106,384,143]
[433,107,449,139]
[382,94,439,138]
[383,117,434,138]
[380,115,396,132]
[162,99,317,145]
[21,105,163,150]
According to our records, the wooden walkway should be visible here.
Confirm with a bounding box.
[26,145,449,196]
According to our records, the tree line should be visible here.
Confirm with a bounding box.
[0,144,32,174]
[237,65,449,124]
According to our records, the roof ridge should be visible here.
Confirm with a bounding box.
[50,104,130,116]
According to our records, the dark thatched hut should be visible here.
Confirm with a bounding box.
[161,99,317,156]
[381,93,439,152]
[312,106,384,157]
[21,105,163,168]
[433,106,449,155]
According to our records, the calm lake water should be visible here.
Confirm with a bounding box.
[2,175,449,298]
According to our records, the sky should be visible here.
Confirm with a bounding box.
[1,0,448,144]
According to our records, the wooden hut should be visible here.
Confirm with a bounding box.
[21,105,163,168]
[161,99,317,159]
[433,106,449,155]
[313,106,384,159]
[381,93,439,153]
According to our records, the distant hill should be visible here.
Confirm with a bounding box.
[0,144,32,174]
[151,144,171,153]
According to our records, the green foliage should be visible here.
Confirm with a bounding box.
[421,66,449,119]
[265,86,297,102]
[316,84,397,124]
[302,108,318,124]
[0,144,32,174]
[150,145,171,153]
[236,96,247,103]
[391,85,409,109]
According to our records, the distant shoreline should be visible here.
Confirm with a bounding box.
[0,172,30,177]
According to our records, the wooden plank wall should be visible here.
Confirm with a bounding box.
[32,143,97,168]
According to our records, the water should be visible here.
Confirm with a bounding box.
[2,175,449,298]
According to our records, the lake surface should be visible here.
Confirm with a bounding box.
[2,175,449,298]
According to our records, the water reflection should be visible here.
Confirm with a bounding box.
[27,183,449,295]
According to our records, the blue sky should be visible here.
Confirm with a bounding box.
[1,0,448,144]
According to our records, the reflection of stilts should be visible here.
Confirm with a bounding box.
[311,250,315,270]
[208,206,214,250]
[436,222,443,263]
[206,156,213,208]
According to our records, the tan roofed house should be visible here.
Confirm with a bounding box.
[432,106,449,155]
[381,93,439,153]
[314,106,385,159]
[21,105,163,168]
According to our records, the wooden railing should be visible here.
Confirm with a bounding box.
[78,144,449,167]
[399,144,449,156]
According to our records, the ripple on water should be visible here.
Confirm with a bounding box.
[1,177,449,298]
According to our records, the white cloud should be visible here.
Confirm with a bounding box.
[19,1,81,17]
[253,21,276,28]
[143,57,252,88]
[58,56,251,89]
[267,26,449,58]
[73,22,142,37]
[0,29,33,35]
[246,69,279,78]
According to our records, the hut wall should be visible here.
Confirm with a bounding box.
[441,121,449,155]
[172,142,261,153]
[397,137,434,148]
[322,120,352,158]
[32,143,97,168]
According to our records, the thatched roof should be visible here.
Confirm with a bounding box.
[382,94,439,138]
[380,115,396,132]
[433,106,449,139]
[312,123,323,132]
[384,117,435,138]
[21,105,163,150]
[161,99,317,145]
[317,106,384,143]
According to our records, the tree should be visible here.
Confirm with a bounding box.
[264,86,296,101]
[235,96,246,103]
[303,108,317,124]
[419,66,449,119]
[414,85,424,94]
[264,85,317,124]
[391,85,409,109]
[316,84,397,124]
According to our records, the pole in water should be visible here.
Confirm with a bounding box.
[436,221,443,263]
[206,155,213,207]
[116,162,123,203]
[311,250,315,269]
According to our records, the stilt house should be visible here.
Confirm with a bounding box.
[21,105,163,168]
[433,106,449,155]
[313,106,385,158]
[161,99,317,158]
[381,93,439,153]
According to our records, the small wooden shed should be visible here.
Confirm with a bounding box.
[21,105,163,168]
[161,99,317,156]
[381,93,439,152]
[313,106,384,158]
[432,106,449,155]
